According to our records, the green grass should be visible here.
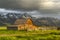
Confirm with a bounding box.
[0,27,60,40]
[0,33,60,40]
[0,30,59,40]
[0,27,7,30]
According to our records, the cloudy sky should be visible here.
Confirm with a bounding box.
[0,0,60,18]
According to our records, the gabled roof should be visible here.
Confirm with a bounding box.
[14,18,27,25]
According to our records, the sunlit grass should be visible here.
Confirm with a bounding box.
[0,26,60,40]
[0,27,7,30]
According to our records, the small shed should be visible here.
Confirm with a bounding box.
[7,25,18,30]
[57,27,60,30]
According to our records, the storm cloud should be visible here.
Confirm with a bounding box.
[0,0,60,17]
[0,0,60,10]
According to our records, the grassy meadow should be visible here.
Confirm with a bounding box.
[0,27,60,40]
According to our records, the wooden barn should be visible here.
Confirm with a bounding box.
[7,18,38,31]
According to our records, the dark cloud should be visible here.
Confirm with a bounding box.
[0,0,60,14]
[0,0,39,10]
[0,0,18,8]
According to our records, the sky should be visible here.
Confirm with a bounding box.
[0,0,60,18]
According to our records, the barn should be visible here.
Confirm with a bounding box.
[7,18,38,31]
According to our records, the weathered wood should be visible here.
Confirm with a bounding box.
[7,25,18,30]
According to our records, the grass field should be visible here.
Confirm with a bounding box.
[0,27,60,40]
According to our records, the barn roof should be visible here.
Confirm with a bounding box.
[14,18,27,25]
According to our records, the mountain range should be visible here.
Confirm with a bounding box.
[0,13,60,27]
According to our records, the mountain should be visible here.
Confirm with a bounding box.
[33,17,60,27]
[0,13,60,27]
